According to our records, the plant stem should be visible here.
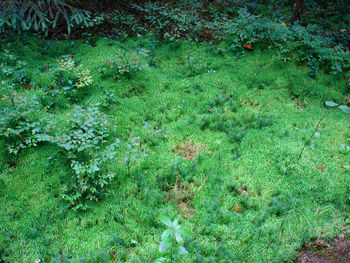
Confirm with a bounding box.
[18,133,26,144]
[170,229,175,263]
[297,115,325,161]
[127,160,130,177]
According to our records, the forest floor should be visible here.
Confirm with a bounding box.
[0,36,349,262]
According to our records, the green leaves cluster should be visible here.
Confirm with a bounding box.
[46,56,92,107]
[224,8,350,75]
[154,216,190,263]
[0,49,30,86]
[0,85,52,154]
[98,48,149,80]
[325,100,350,114]
[0,0,90,35]
[57,104,119,209]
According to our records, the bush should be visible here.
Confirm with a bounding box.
[224,8,350,75]
[0,49,31,87]
[0,84,52,154]
[56,104,119,209]
[98,49,149,80]
[45,55,93,108]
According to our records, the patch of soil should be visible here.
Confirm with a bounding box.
[296,234,350,263]
[165,178,195,219]
[174,140,204,160]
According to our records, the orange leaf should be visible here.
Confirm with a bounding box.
[235,205,241,212]
[23,84,31,90]
[316,163,324,172]
[243,44,254,51]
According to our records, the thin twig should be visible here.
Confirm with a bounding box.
[297,115,325,161]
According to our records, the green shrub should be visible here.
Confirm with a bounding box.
[224,8,350,75]
[98,49,149,80]
[0,84,52,154]
[56,104,119,209]
[154,215,190,263]
[47,55,93,106]
[0,49,31,86]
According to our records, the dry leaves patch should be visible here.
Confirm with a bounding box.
[174,140,204,160]
[165,178,195,219]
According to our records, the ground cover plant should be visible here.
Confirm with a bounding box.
[0,2,349,262]
[0,34,349,262]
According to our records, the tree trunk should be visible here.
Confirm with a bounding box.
[291,0,304,25]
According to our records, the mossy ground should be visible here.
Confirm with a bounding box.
[0,35,349,262]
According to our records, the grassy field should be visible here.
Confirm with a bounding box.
[0,35,349,262]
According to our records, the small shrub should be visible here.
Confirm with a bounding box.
[142,121,169,147]
[183,51,210,77]
[154,215,190,263]
[101,89,118,109]
[98,49,148,80]
[0,84,52,154]
[123,136,147,177]
[49,56,93,103]
[0,49,31,86]
[56,104,119,209]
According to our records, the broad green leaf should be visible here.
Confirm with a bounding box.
[159,241,171,253]
[339,105,350,114]
[325,101,338,107]
[161,229,172,240]
[158,215,173,227]
[153,257,167,263]
[175,232,183,244]
[339,144,350,154]
[177,245,188,255]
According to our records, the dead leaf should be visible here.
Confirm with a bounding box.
[235,205,241,212]
[23,84,31,90]
[243,44,254,51]
[316,163,324,172]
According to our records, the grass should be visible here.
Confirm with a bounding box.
[0,35,349,263]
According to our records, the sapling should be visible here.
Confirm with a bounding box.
[154,215,190,263]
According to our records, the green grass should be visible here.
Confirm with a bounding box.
[0,35,349,263]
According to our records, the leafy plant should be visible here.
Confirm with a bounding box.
[183,52,210,77]
[0,49,31,86]
[98,48,149,80]
[101,89,118,109]
[325,100,350,114]
[0,84,51,154]
[0,0,91,35]
[123,136,146,177]
[154,215,190,263]
[48,55,93,104]
[56,104,119,209]
[142,121,169,147]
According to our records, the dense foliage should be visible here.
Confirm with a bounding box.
[0,0,90,35]
[0,0,349,262]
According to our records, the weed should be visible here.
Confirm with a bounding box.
[98,49,148,80]
[56,105,119,209]
[0,84,52,154]
[154,215,190,263]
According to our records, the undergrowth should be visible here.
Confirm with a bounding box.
[0,36,349,262]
